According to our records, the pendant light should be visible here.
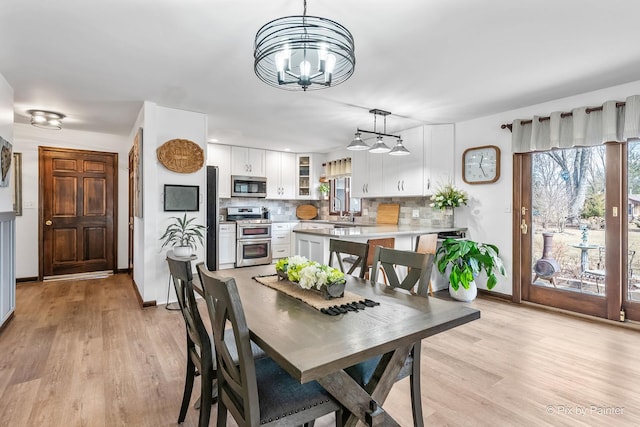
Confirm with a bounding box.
[347,109,409,155]
[254,0,356,91]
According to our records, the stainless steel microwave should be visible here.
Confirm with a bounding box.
[231,175,267,198]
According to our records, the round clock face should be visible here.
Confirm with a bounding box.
[463,145,500,184]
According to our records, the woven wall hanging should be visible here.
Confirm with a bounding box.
[156,139,204,173]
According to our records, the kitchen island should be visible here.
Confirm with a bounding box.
[293,224,466,265]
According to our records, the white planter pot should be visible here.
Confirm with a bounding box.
[449,280,477,302]
[173,246,192,258]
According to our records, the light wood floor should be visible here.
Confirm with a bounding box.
[1,273,640,426]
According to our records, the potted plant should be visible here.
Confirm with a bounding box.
[319,182,330,199]
[435,238,506,302]
[160,213,206,257]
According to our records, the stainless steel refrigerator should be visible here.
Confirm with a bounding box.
[206,166,219,271]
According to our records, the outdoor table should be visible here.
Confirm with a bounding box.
[569,243,600,272]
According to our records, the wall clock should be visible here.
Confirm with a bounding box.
[462,145,501,184]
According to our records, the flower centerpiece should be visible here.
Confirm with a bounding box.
[430,183,469,210]
[275,255,346,299]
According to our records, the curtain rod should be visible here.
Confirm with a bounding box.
[500,101,626,132]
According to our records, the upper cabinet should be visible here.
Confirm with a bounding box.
[424,124,454,194]
[297,154,326,200]
[266,151,296,199]
[351,149,383,198]
[351,124,454,198]
[231,146,266,177]
[383,126,424,196]
[207,144,231,198]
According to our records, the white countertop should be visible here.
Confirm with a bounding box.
[292,224,466,238]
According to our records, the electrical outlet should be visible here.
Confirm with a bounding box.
[363,208,369,216]
[412,209,420,218]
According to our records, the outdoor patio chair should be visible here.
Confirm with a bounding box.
[580,247,636,293]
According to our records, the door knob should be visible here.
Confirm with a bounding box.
[45,220,53,226]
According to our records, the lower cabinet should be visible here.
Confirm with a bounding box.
[219,223,236,269]
[295,233,329,265]
[271,222,294,261]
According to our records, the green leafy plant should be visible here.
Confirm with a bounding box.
[319,182,330,195]
[275,255,345,290]
[435,238,506,290]
[159,213,206,250]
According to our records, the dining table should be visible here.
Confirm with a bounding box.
[194,264,480,426]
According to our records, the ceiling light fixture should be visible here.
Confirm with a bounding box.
[28,110,66,130]
[347,109,410,155]
[254,0,356,91]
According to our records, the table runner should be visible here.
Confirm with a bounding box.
[253,274,378,314]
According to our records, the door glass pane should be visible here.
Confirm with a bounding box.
[627,140,640,302]
[531,146,606,296]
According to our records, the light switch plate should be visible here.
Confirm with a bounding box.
[412,209,420,218]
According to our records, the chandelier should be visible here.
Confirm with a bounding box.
[28,110,66,130]
[347,109,410,155]
[254,0,356,91]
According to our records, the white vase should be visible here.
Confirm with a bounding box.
[449,280,477,302]
[442,207,454,227]
[173,246,192,258]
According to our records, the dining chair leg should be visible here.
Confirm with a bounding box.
[217,398,228,427]
[178,357,196,423]
[409,344,424,427]
[198,369,213,427]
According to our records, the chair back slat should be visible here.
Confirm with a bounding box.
[328,239,369,278]
[371,246,434,296]
[197,266,262,426]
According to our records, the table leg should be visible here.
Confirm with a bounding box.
[316,343,412,427]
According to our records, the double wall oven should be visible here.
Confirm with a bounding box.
[227,207,272,267]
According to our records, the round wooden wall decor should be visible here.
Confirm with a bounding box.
[156,139,204,173]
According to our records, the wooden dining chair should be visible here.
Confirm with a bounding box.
[166,254,214,427]
[197,266,343,427]
[364,237,395,284]
[348,246,433,427]
[328,239,369,278]
[414,233,439,296]
[168,256,265,427]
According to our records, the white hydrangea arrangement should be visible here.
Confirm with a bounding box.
[275,255,346,290]
[430,183,469,210]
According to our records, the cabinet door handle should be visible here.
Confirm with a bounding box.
[401,180,405,191]
[427,178,430,190]
[397,181,400,191]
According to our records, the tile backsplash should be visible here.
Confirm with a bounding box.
[220,196,453,227]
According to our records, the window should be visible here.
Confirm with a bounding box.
[329,177,361,216]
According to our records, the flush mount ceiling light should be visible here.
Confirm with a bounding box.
[347,109,410,155]
[254,0,356,91]
[28,110,66,130]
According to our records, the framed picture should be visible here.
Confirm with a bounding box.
[163,184,199,211]
[0,136,12,187]
[12,152,22,215]
[133,127,143,217]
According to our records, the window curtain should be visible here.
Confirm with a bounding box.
[511,95,640,153]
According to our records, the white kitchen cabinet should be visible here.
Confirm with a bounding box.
[266,151,296,199]
[351,149,384,198]
[219,223,237,269]
[383,126,424,196]
[231,146,266,177]
[271,222,294,260]
[297,154,326,200]
[424,124,454,194]
[207,143,232,198]
[295,233,329,264]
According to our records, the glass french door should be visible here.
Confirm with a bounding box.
[515,142,640,321]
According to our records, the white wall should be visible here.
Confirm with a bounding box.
[0,74,13,212]
[133,102,207,304]
[11,124,130,278]
[454,79,640,295]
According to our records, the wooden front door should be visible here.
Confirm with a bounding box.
[39,147,117,278]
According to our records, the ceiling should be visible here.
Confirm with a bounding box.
[2,0,640,153]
